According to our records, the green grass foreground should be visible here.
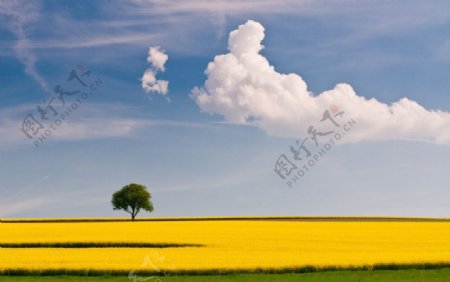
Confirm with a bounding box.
[1,269,450,281]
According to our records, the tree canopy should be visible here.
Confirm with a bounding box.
[111,183,153,221]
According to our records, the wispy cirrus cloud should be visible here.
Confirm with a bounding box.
[3,1,450,58]
[105,0,450,63]
[0,0,48,92]
[124,1,450,40]
[126,0,299,15]
[0,103,212,148]
[30,33,161,49]
[0,103,150,148]
[0,189,98,217]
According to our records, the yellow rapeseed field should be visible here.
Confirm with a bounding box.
[1,218,450,273]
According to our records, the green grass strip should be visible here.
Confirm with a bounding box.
[2,262,450,276]
[2,269,450,281]
[0,242,202,248]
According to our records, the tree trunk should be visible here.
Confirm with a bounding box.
[131,214,135,221]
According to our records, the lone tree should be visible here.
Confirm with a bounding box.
[112,183,154,221]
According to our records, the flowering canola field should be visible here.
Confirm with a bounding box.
[1,219,450,273]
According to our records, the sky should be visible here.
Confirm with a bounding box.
[1,0,450,218]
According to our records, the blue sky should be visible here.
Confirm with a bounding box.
[1,1,450,218]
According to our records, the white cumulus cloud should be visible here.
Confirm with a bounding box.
[192,20,450,144]
[141,70,169,95]
[147,46,168,72]
[141,46,169,96]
